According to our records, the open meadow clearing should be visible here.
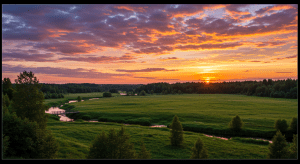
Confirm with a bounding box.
[45,93,297,159]
[62,94,297,136]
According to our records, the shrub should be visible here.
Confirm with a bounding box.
[76,119,84,122]
[274,119,288,133]
[136,140,151,159]
[77,96,82,102]
[87,126,136,159]
[289,117,297,134]
[103,92,112,97]
[190,137,209,159]
[267,130,289,159]
[169,115,184,146]
[3,111,58,159]
[139,90,146,96]
[288,134,297,159]
[228,115,244,132]
[82,115,91,121]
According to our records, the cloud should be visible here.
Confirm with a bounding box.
[58,55,137,63]
[2,64,129,79]
[158,57,180,61]
[116,68,178,72]
[2,52,57,62]
[272,55,297,60]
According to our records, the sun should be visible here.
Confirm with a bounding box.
[205,78,210,84]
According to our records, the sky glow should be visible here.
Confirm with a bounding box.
[2,4,298,84]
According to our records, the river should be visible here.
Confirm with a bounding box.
[45,96,274,143]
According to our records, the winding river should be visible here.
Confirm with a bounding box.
[45,95,273,143]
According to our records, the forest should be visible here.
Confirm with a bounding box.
[2,78,297,99]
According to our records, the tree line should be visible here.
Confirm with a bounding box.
[135,78,297,99]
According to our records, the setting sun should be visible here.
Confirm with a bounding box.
[2,4,297,84]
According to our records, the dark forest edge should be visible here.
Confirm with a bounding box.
[2,78,298,100]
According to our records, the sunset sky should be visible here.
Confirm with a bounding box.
[2,4,298,84]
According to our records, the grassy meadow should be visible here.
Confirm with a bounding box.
[45,93,297,159]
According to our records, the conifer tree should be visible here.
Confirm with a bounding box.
[288,134,297,159]
[190,137,209,159]
[169,115,184,146]
[77,96,82,102]
[289,117,297,134]
[267,130,289,159]
[274,119,288,133]
[228,115,244,132]
[137,140,151,159]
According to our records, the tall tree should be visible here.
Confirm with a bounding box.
[169,115,184,146]
[267,130,289,159]
[11,71,49,130]
[2,77,14,100]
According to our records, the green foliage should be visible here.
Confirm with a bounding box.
[274,119,288,133]
[82,115,91,121]
[267,130,289,159]
[109,88,118,93]
[289,117,297,134]
[103,92,112,97]
[77,96,82,102]
[190,137,209,159]
[11,71,49,130]
[87,126,136,159]
[2,77,14,100]
[230,137,270,145]
[136,140,151,159]
[169,115,184,146]
[3,111,58,159]
[139,90,146,96]
[2,94,10,109]
[288,134,297,159]
[228,115,244,132]
[3,134,10,158]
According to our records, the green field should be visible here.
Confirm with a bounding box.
[45,93,297,159]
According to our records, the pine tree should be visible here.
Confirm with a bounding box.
[267,130,289,159]
[137,140,151,159]
[289,117,297,134]
[190,137,209,159]
[288,134,297,159]
[228,115,244,132]
[77,96,82,102]
[274,119,288,133]
[169,115,184,146]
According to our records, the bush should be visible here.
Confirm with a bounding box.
[267,130,289,159]
[87,126,136,159]
[76,119,84,122]
[169,115,184,146]
[190,137,209,159]
[274,119,288,133]
[288,134,297,159]
[136,140,151,159]
[82,115,91,121]
[228,115,244,132]
[289,117,297,134]
[77,96,82,102]
[3,111,59,159]
[139,90,146,96]
[103,92,112,97]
